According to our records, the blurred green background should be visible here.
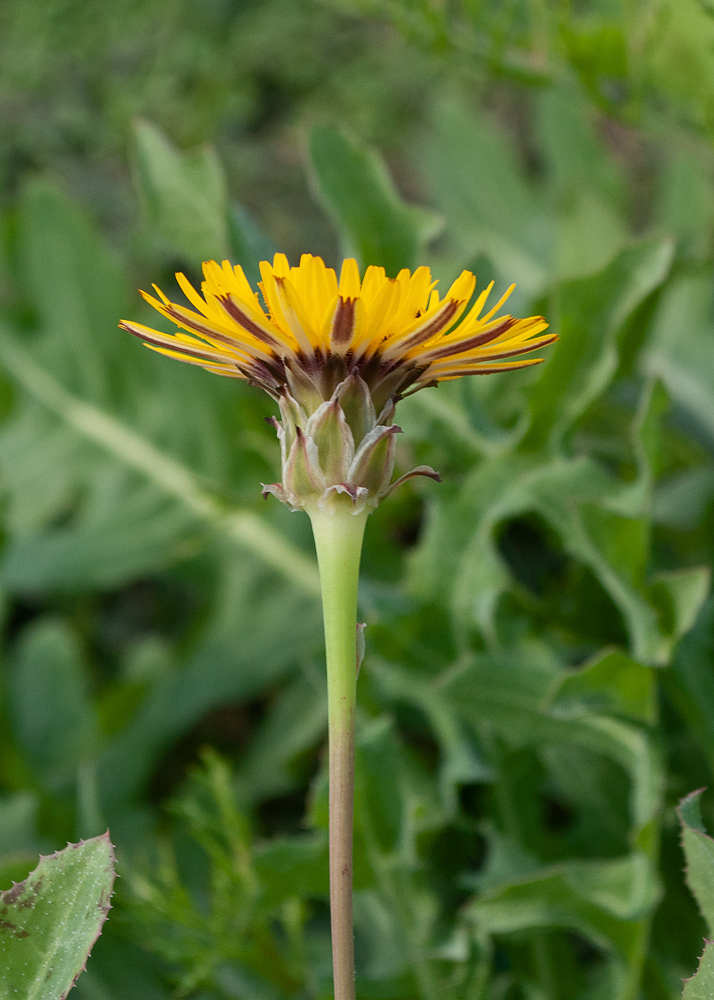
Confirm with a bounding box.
[2,0,714,997]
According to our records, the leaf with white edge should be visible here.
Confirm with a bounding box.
[678,789,714,936]
[0,832,115,1000]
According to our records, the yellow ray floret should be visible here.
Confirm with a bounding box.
[120,254,556,402]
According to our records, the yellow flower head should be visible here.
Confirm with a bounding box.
[120,253,554,411]
[121,255,555,512]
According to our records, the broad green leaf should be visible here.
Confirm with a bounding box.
[237,667,327,802]
[647,0,714,122]
[0,330,320,597]
[524,239,674,453]
[9,618,97,788]
[309,123,440,275]
[535,84,623,206]
[0,794,41,887]
[254,832,329,907]
[97,557,322,811]
[369,657,494,813]
[411,375,697,664]
[463,825,539,893]
[213,963,285,1000]
[646,568,711,651]
[412,451,669,661]
[422,99,552,292]
[353,890,407,983]
[555,189,627,281]
[0,407,87,537]
[0,833,115,1000]
[228,203,277,287]
[132,120,229,264]
[644,274,714,440]
[441,649,663,836]
[665,600,714,768]
[536,85,627,277]
[657,150,714,259]
[678,789,714,935]
[548,649,657,725]
[466,852,659,959]
[0,469,199,593]
[684,943,714,1000]
[73,935,173,1000]
[653,466,714,530]
[0,793,39,857]
[355,717,405,855]
[17,178,126,404]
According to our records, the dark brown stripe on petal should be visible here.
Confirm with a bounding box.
[391,299,461,353]
[427,359,544,379]
[217,295,284,350]
[247,356,287,392]
[431,332,558,368]
[330,297,356,347]
[421,317,517,362]
[162,303,269,357]
[479,334,558,362]
[121,323,235,365]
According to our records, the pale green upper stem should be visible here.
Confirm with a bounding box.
[308,503,369,1000]
[0,332,320,596]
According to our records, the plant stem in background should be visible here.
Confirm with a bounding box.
[308,503,369,1000]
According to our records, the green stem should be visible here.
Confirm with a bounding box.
[307,502,369,1000]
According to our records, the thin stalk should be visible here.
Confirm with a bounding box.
[307,503,369,1000]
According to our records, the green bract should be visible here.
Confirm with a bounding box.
[263,374,439,513]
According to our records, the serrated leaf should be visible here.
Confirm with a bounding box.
[0,833,115,1000]
[679,789,714,936]
[72,935,172,1000]
[133,120,228,264]
[308,123,439,275]
[684,942,714,1000]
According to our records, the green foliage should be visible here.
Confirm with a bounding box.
[308,123,440,275]
[678,792,714,999]
[0,833,115,1000]
[133,120,229,265]
[1,6,714,997]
